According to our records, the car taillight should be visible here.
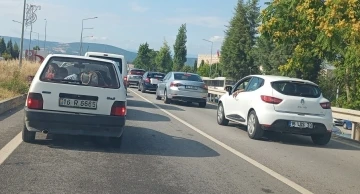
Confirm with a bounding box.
[170,82,183,87]
[27,93,43,110]
[260,95,282,104]
[145,78,150,83]
[320,102,331,109]
[111,101,126,116]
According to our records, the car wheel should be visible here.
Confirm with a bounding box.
[137,83,141,91]
[141,84,146,93]
[311,132,331,146]
[164,90,171,104]
[198,102,206,108]
[247,110,264,140]
[22,124,35,143]
[156,90,162,100]
[343,123,347,129]
[217,103,229,126]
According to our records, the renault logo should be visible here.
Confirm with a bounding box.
[301,99,305,105]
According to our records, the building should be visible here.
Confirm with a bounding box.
[197,54,220,68]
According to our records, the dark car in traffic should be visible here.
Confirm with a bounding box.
[126,68,145,88]
[138,71,165,93]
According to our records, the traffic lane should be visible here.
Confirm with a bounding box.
[0,106,24,149]
[135,89,360,194]
[0,94,294,194]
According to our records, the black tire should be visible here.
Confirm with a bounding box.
[247,110,264,140]
[22,124,35,143]
[164,90,171,104]
[109,134,123,148]
[217,103,229,126]
[137,83,141,91]
[198,102,206,108]
[141,84,146,93]
[311,132,332,146]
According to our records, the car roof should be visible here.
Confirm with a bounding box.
[130,68,145,71]
[147,71,165,74]
[85,52,125,59]
[250,74,317,85]
[49,54,117,64]
[171,72,199,75]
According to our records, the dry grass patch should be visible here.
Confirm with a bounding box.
[0,60,40,101]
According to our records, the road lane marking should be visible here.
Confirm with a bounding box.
[0,132,22,165]
[130,89,313,194]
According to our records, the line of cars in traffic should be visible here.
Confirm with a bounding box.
[126,69,209,108]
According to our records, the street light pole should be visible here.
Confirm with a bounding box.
[202,39,214,77]
[44,19,47,50]
[19,0,26,67]
[79,17,97,55]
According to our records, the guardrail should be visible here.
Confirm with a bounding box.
[207,87,360,141]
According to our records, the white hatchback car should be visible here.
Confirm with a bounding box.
[217,75,333,145]
[23,54,127,145]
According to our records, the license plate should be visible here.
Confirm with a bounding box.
[289,121,313,128]
[59,98,97,109]
[185,85,198,89]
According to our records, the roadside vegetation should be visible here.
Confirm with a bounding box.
[0,60,40,101]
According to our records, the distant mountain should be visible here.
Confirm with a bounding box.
[1,36,197,66]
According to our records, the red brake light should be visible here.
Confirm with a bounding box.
[27,93,43,110]
[320,102,331,109]
[111,101,126,116]
[145,78,150,83]
[260,95,282,104]
[170,82,183,87]
[124,76,127,81]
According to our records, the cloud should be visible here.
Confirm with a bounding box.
[209,36,223,42]
[164,16,226,28]
[88,36,108,41]
[129,2,148,13]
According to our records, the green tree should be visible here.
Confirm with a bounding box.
[13,42,20,59]
[2,52,12,60]
[149,49,158,71]
[193,59,198,73]
[155,40,173,73]
[181,65,193,73]
[33,46,40,50]
[197,63,210,77]
[173,24,187,71]
[134,42,151,70]
[6,39,14,59]
[200,60,205,67]
[0,38,6,55]
[220,0,257,80]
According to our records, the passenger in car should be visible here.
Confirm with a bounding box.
[232,89,245,98]
[55,67,68,79]
[44,63,60,79]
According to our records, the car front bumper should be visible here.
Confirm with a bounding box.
[24,108,125,137]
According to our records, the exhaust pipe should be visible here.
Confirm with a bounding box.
[42,130,48,134]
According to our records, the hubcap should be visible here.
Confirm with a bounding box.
[247,114,255,135]
[217,105,223,121]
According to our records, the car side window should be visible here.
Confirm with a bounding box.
[143,72,148,79]
[232,77,251,93]
[163,73,170,81]
[246,77,262,92]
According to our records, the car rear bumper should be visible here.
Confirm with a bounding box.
[127,80,139,86]
[168,88,208,102]
[143,83,157,91]
[257,109,333,135]
[24,108,125,137]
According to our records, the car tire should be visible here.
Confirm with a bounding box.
[311,132,331,146]
[22,124,35,143]
[247,110,264,140]
[217,103,229,126]
[141,84,146,93]
[164,90,171,104]
[156,90,162,100]
[198,102,206,108]
[137,84,141,91]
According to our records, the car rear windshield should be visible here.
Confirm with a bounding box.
[271,81,321,98]
[40,57,120,89]
[174,73,203,82]
[130,69,145,75]
[88,55,123,73]
[148,73,165,78]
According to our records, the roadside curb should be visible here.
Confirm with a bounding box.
[0,95,27,115]
[332,133,360,145]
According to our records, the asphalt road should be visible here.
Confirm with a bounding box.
[0,88,359,194]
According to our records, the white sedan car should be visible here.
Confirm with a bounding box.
[217,75,333,145]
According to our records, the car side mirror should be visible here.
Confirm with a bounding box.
[225,86,232,94]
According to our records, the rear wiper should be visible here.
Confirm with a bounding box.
[50,78,82,84]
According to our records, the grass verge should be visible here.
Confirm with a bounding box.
[0,60,40,101]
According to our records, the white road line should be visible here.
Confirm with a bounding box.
[0,132,22,165]
[129,89,313,194]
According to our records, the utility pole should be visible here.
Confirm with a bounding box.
[79,17,97,55]
[19,0,27,67]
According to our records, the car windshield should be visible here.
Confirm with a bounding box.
[271,81,321,98]
[88,55,123,74]
[174,73,203,82]
[40,57,120,89]
[148,73,165,78]
[130,69,145,75]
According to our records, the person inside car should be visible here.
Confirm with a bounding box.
[44,63,60,79]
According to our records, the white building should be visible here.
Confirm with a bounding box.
[197,54,220,68]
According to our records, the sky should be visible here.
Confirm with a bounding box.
[1,0,267,56]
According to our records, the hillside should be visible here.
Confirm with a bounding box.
[1,36,197,66]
